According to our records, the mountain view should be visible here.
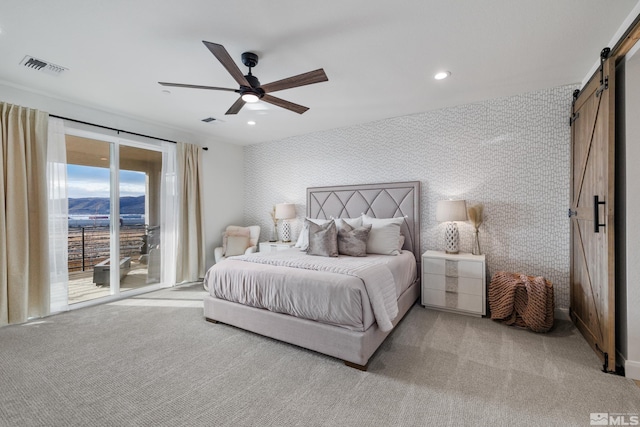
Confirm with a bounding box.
[68,196,145,215]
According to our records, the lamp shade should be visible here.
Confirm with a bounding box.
[436,200,468,222]
[275,203,296,220]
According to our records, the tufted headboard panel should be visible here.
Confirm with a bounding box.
[307,181,421,262]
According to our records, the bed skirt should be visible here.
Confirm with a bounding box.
[203,278,420,369]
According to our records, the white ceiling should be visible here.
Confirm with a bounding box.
[0,1,637,146]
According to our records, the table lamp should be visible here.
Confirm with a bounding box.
[275,203,296,242]
[436,199,468,254]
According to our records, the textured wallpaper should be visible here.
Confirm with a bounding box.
[244,84,576,308]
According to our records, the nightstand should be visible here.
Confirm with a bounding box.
[421,250,486,317]
[259,241,296,252]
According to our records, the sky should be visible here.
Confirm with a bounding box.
[67,165,146,199]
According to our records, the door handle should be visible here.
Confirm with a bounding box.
[594,195,606,233]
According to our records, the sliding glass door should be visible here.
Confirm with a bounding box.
[119,145,163,292]
[66,136,114,304]
[61,128,176,307]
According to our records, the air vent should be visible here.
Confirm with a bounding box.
[201,117,216,123]
[20,55,68,76]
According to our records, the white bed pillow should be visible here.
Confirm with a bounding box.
[362,215,404,255]
[294,218,330,250]
[334,217,363,230]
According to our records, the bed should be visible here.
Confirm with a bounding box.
[203,181,421,370]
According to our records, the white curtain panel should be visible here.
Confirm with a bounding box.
[160,146,178,286]
[176,142,205,283]
[0,103,50,326]
[47,117,69,314]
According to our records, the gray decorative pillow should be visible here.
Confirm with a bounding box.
[306,219,338,257]
[294,218,330,250]
[337,222,371,257]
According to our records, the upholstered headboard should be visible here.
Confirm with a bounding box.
[307,181,421,262]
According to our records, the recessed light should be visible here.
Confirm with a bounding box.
[247,120,256,126]
[434,71,451,80]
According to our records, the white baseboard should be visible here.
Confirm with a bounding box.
[625,359,640,380]
[555,308,570,321]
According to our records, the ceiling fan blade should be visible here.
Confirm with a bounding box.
[158,82,238,92]
[202,41,251,88]
[225,97,246,115]
[261,94,309,114]
[261,69,328,94]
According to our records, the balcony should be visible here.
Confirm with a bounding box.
[67,224,157,304]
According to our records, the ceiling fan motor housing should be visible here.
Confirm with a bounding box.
[241,52,259,68]
[241,52,262,97]
[244,74,261,89]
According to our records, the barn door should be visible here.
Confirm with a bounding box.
[570,48,616,372]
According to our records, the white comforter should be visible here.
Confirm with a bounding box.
[204,249,416,332]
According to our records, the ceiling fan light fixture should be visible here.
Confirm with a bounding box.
[242,92,260,103]
[160,42,327,115]
[434,71,451,80]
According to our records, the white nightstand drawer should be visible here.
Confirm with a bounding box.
[422,289,483,313]
[422,273,483,296]
[423,258,483,279]
[259,241,295,252]
[421,250,486,316]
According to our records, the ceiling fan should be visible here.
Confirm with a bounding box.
[159,41,328,115]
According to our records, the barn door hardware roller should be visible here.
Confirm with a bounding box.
[596,47,611,98]
[593,195,606,233]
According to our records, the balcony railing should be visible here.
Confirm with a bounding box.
[68,224,146,272]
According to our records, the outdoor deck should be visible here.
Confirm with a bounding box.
[66,224,156,304]
[68,259,155,304]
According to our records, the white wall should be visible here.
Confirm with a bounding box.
[202,144,244,269]
[622,48,640,380]
[244,84,575,309]
[581,1,640,87]
[0,82,244,272]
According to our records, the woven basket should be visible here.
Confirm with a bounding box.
[488,271,554,333]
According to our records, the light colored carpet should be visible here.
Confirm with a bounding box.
[1,283,639,427]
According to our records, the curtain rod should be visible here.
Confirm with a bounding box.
[49,114,209,151]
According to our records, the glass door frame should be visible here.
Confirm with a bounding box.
[63,125,172,310]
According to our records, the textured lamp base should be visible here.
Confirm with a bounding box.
[444,222,460,254]
[281,221,292,242]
